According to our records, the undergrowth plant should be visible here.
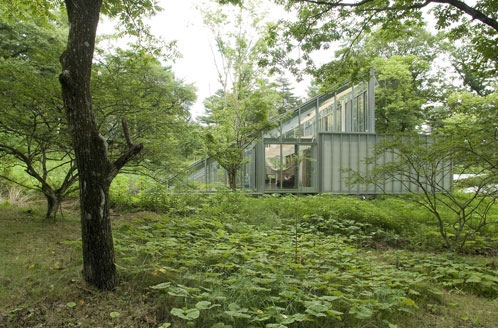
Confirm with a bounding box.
[111,192,498,328]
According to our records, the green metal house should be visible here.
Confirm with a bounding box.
[186,70,452,194]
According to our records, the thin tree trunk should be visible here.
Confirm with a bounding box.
[44,191,60,221]
[228,169,237,191]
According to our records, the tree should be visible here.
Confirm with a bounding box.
[58,0,165,290]
[268,0,497,59]
[91,49,197,180]
[311,25,438,133]
[275,77,302,114]
[201,2,281,190]
[0,13,195,219]
[371,56,426,133]
[0,16,78,220]
[441,25,498,97]
[353,92,498,252]
[203,88,279,190]
[5,0,161,290]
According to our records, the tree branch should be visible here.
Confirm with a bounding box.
[109,117,143,180]
[432,0,498,32]
[296,0,498,32]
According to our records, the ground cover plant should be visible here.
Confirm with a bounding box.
[2,192,498,327]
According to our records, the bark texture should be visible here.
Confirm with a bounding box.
[228,169,237,191]
[44,190,60,221]
[59,0,142,290]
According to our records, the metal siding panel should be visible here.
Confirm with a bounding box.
[365,134,375,193]
[317,134,323,193]
[330,134,336,192]
[322,135,332,192]
[358,135,367,193]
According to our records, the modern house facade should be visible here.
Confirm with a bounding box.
[186,70,452,194]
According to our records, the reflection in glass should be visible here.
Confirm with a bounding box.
[281,144,297,189]
[265,144,281,189]
[299,145,314,188]
[265,144,298,190]
[300,106,316,138]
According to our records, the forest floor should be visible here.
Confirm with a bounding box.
[0,198,497,328]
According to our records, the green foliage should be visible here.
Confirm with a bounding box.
[0,12,197,218]
[200,1,282,190]
[372,56,426,132]
[381,250,498,297]
[109,174,205,215]
[111,192,498,327]
[264,0,497,79]
[0,14,78,219]
[1,0,162,41]
[92,48,196,179]
[1,197,498,327]
[116,211,429,327]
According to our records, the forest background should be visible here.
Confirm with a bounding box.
[0,0,497,327]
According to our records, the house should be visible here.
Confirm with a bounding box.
[186,69,452,194]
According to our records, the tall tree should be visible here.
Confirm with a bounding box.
[201,2,281,190]
[275,77,302,114]
[5,0,160,289]
[59,0,162,290]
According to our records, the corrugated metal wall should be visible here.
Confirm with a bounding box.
[319,133,452,194]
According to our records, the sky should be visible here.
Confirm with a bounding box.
[96,0,457,121]
[98,0,320,118]
[98,0,314,120]
[145,0,220,118]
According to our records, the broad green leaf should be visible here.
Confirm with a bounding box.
[171,308,200,321]
[350,306,373,320]
[150,282,171,290]
[195,301,212,309]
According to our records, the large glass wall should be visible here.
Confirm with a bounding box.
[264,79,373,143]
[281,144,297,189]
[264,142,316,192]
[317,82,370,133]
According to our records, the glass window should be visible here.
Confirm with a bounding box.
[265,143,281,190]
[281,144,297,189]
[298,145,315,189]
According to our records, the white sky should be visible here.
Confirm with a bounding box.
[97,1,466,121]
[98,0,314,120]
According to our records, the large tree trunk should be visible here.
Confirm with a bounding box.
[59,0,142,290]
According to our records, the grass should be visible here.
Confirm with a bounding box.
[0,202,158,327]
[0,195,497,327]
